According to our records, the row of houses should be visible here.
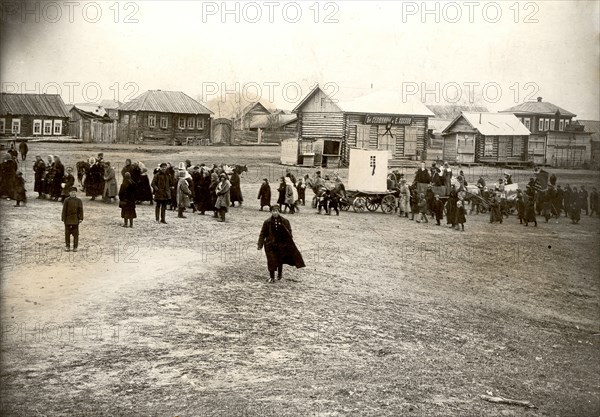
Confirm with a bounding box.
[1,87,598,169]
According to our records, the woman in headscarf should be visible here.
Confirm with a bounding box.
[118,172,137,227]
[284,176,297,214]
[51,155,65,201]
[103,161,118,203]
[229,169,243,207]
[208,172,219,217]
[45,155,56,200]
[176,170,192,218]
[214,173,231,222]
[33,155,47,199]
[135,165,153,204]
[86,157,105,200]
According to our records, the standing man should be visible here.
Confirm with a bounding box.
[18,140,28,161]
[257,206,305,283]
[214,173,231,222]
[62,187,84,252]
[579,186,589,216]
[151,163,171,224]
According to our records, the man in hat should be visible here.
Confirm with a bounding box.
[151,163,171,224]
[257,205,305,283]
[62,186,84,252]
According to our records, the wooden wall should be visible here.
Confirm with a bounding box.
[118,111,211,144]
[0,115,68,137]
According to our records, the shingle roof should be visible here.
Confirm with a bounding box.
[577,120,600,142]
[337,91,435,117]
[426,104,489,120]
[119,90,213,114]
[0,93,69,118]
[250,114,297,129]
[444,112,531,136]
[501,100,576,117]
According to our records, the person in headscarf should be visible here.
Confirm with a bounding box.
[33,155,47,199]
[136,165,153,204]
[51,155,65,201]
[257,205,305,283]
[284,176,297,214]
[60,166,75,202]
[118,172,137,227]
[86,157,105,200]
[258,178,272,211]
[103,162,118,203]
[214,173,231,222]
[208,172,219,217]
[176,170,192,218]
[44,155,56,200]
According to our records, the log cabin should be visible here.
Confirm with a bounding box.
[0,93,69,137]
[117,90,213,145]
[69,105,116,143]
[442,112,531,166]
[292,85,434,168]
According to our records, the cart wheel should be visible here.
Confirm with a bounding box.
[381,195,396,214]
[341,198,352,211]
[365,196,380,212]
[353,197,366,212]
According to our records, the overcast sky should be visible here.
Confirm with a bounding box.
[1,1,599,119]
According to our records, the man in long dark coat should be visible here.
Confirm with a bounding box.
[229,170,243,207]
[33,156,47,198]
[257,206,305,283]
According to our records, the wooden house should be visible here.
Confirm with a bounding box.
[442,112,531,166]
[499,97,591,167]
[577,120,600,169]
[117,90,213,145]
[0,93,69,137]
[69,105,117,143]
[292,85,434,168]
[234,101,271,130]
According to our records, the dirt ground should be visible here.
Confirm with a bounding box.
[1,143,599,417]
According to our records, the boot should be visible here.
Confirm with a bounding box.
[178,208,186,218]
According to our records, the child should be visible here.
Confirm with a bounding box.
[455,200,466,231]
[257,178,271,211]
[296,177,306,206]
[60,167,75,202]
[318,190,330,214]
[62,186,84,252]
[328,190,340,216]
[416,193,428,223]
[432,194,444,225]
[409,187,419,221]
[13,171,26,207]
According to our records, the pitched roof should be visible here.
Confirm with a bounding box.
[250,114,297,129]
[119,90,213,114]
[98,99,122,109]
[241,101,271,117]
[501,100,576,117]
[70,105,113,122]
[0,93,69,118]
[337,91,435,117]
[577,120,600,142]
[426,104,489,120]
[443,112,531,136]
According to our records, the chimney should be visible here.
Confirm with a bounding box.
[479,113,482,124]
[537,97,542,102]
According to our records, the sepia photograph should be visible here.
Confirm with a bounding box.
[0,1,599,416]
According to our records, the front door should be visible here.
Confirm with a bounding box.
[498,138,508,160]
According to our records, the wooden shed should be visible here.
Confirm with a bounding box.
[442,112,531,166]
[293,86,433,168]
[0,93,69,137]
[69,105,117,143]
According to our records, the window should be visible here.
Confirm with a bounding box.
[550,120,556,131]
[178,117,185,129]
[538,118,544,131]
[512,136,522,157]
[12,119,21,134]
[300,140,313,154]
[524,118,530,130]
[0,118,5,133]
[378,127,394,155]
[187,117,195,129]
[544,119,550,131]
[148,114,156,127]
[559,120,564,131]
[355,125,370,148]
[160,117,168,128]
[404,126,418,156]
[33,119,42,135]
[43,120,52,135]
[131,114,137,124]
[53,120,62,135]
[484,136,494,157]
[321,98,326,107]
[122,114,129,124]
[197,118,204,130]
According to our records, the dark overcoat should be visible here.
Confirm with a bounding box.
[258,182,271,207]
[230,171,243,203]
[119,181,137,219]
[258,216,305,271]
